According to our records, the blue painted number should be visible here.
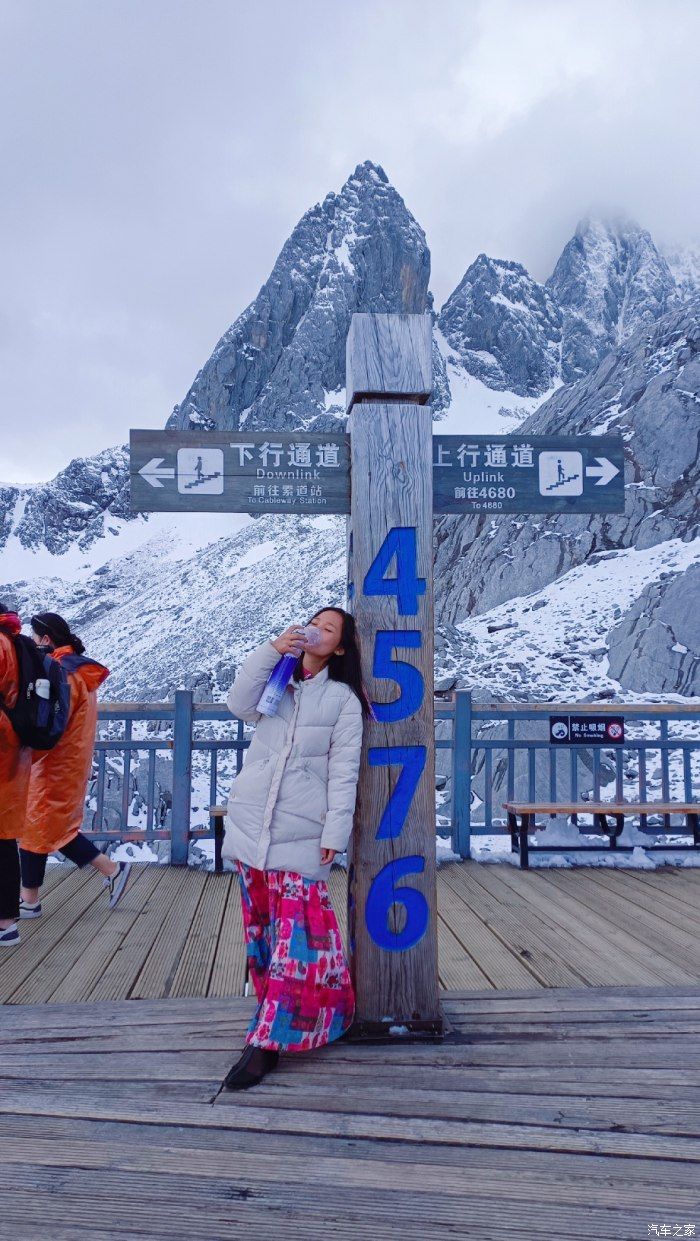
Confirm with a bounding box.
[363,527,426,616]
[365,856,429,951]
[372,630,423,722]
[362,526,430,954]
[368,745,427,840]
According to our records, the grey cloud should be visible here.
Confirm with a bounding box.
[1,0,698,482]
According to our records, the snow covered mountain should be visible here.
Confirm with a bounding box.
[1,162,699,708]
[0,448,131,563]
[434,300,700,700]
[3,511,347,701]
[664,242,700,303]
[438,255,562,398]
[166,160,432,435]
[437,217,695,404]
[548,217,678,382]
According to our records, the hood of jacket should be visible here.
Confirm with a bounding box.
[53,646,110,692]
[0,611,21,635]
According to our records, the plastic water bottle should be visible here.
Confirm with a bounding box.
[34,677,52,728]
[256,626,322,717]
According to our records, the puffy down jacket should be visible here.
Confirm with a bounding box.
[223,640,364,881]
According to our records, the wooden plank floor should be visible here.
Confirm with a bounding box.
[1,987,699,1238]
[2,861,699,1004]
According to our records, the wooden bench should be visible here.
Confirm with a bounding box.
[502,801,700,869]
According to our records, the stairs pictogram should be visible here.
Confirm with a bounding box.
[184,472,222,490]
[546,473,580,491]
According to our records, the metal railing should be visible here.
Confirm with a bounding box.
[446,693,700,857]
[91,694,247,864]
[87,690,700,863]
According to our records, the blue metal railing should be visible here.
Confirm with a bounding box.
[86,691,699,863]
[447,693,700,857]
[90,694,247,863]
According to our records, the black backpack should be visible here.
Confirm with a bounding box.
[0,633,71,749]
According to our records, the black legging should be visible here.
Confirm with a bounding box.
[20,833,101,890]
[0,839,20,921]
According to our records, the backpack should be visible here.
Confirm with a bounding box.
[0,634,71,749]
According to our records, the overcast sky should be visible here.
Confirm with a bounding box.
[1,0,698,484]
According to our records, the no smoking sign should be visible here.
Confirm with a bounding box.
[550,715,626,745]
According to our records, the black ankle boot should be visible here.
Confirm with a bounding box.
[222,1045,280,1091]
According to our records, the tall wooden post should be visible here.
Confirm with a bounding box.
[346,313,442,1037]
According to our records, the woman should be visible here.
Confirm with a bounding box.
[0,604,32,947]
[221,606,369,1090]
[18,612,132,914]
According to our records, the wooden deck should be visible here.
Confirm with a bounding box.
[3,862,700,1235]
[2,860,700,1004]
[1,987,700,1238]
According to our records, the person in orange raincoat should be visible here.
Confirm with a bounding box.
[18,612,132,916]
[0,604,32,947]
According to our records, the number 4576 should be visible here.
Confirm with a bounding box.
[362,527,430,953]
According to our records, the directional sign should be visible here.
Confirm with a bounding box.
[130,431,351,514]
[432,434,624,514]
[131,430,624,516]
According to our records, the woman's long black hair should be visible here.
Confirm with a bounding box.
[31,611,85,655]
[293,606,372,718]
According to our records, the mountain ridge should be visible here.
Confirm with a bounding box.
[1,161,699,705]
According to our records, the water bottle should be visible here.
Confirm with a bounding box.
[34,677,52,728]
[256,626,322,717]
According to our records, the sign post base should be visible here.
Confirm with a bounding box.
[344,1014,445,1044]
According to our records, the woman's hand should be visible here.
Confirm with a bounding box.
[320,848,337,866]
[272,625,306,657]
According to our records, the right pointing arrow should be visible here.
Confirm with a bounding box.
[139,457,176,489]
[585,457,620,487]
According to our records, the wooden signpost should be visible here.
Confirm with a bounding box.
[345,313,442,1037]
[129,311,627,1042]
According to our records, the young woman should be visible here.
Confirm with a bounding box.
[18,612,132,914]
[0,605,32,947]
[221,606,369,1090]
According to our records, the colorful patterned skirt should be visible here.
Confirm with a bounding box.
[235,861,355,1052]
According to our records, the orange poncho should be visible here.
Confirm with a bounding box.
[20,647,109,855]
[0,629,32,840]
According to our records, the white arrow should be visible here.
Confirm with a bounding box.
[585,457,619,487]
[139,457,176,489]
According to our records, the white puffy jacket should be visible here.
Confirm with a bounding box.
[222,640,364,881]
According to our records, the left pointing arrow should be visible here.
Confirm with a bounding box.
[138,458,176,489]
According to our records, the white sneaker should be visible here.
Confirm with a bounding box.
[104,861,132,909]
[19,899,42,919]
[0,923,20,947]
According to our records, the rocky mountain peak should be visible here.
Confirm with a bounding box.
[437,214,688,403]
[339,159,390,188]
[167,160,431,435]
[1,446,131,560]
[435,298,699,626]
[546,215,676,382]
[663,240,700,301]
[437,253,562,399]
